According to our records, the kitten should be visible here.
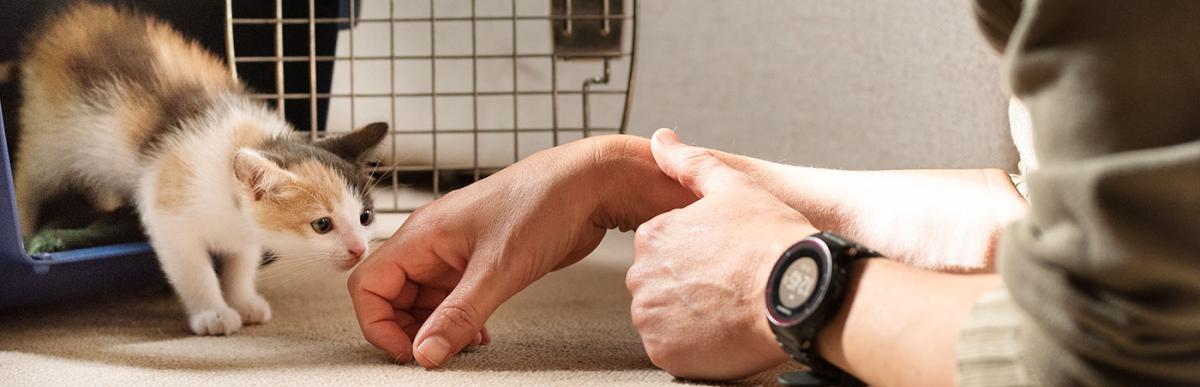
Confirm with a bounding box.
[16,3,388,335]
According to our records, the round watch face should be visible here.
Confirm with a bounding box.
[779,256,819,309]
[766,238,832,327]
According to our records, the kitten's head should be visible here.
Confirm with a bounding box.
[233,122,388,270]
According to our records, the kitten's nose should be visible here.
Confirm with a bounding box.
[348,246,364,260]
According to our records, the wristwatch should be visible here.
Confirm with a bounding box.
[765,231,879,387]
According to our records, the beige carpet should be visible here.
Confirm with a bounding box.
[0,231,795,386]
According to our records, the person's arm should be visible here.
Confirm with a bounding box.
[816,260,1000,387]
[975,1,1200,385]
[710,152,1027,272]
[349,132,1023,369]
[625,129,1005,383]
[597,136,1027,273]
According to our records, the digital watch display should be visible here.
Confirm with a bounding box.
[767,240,832,327]
[765,232,877,387]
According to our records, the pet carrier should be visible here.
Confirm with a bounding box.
[0,103,165,308]
[225,0,637,211]
[0,0,636,308]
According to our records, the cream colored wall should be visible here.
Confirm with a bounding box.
[627,1,1017,170]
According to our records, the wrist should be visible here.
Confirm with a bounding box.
[585,135,697,231]
[520,136,620,222]
[707,157,858,234]
[753,223,821,362]
[771,166,859,233]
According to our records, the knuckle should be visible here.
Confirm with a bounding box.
[346,271,361,293]
[346,267,375,296]
[633,223,653,244]
[436,302,482,334]
[408,202,433,219]
[677,147,713,166]
[677,147,715,173]
[404,206,452,240]
[635,210,683,255]
[409,205,435,224]
[359,320,396,352]
[634,215,669,243]
[361,325,385,347]
[644,345,665,365]
[628,304,650,328]
[644,345,684,374]
[721,170,755,187]
[720,169,748,186]
[629,309,644,328]
[407,202,447,227]
[633,231,655,255]
[625,266,645,292]
[439,188,463,201]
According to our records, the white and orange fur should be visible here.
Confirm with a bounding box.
[15,3,387,335]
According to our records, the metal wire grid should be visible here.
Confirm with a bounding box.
[223,0,637,213]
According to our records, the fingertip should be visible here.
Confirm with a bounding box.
[653,128,681,145]
[363,322,415,366]
[649,130,677,179]
[414,335,451,369]
[392,350,413,365]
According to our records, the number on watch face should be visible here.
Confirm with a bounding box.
[779,256,819,309]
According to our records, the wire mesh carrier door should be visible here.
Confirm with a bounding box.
[223,0,637,213]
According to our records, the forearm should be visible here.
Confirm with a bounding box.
[817,259,1002,387]
[711,151,1027,271]
[585,135,1027,272]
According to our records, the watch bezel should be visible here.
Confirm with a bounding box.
[765,237,834,328]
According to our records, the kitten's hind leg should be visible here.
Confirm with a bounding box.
[13,158,67,237]
[146,216,243,335]
[90,189,126,213]
[222,244,272,325]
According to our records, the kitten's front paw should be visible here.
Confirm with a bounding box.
[189,306,244,335]
[230,294,272,325]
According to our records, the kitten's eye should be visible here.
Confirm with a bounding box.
[310,217,333,234]
[360,208,374,226]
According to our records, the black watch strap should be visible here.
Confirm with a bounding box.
[774,232,878,387]
[779,367,863,387]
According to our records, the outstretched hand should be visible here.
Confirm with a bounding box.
[347,147,606,367]
[347,136,694,368]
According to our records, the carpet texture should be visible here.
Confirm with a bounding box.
[0,231,796,386]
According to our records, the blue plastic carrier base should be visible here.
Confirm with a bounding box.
[0,103,164,309]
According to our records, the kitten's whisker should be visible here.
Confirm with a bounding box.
[258,261,324,282]
[269,254,340,262]
[365,173,387,193]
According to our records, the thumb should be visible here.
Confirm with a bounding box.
[650,128,751,198]
[410,259,515,368]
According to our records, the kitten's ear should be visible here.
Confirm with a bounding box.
[315,122,388,162]
[233,149,294,200]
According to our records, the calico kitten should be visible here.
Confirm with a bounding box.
[16,3,387,335]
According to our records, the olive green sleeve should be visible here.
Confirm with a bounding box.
[974,0,1200,385]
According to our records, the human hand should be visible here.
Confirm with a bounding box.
[348,136,694,368]
[627,129,818,380]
